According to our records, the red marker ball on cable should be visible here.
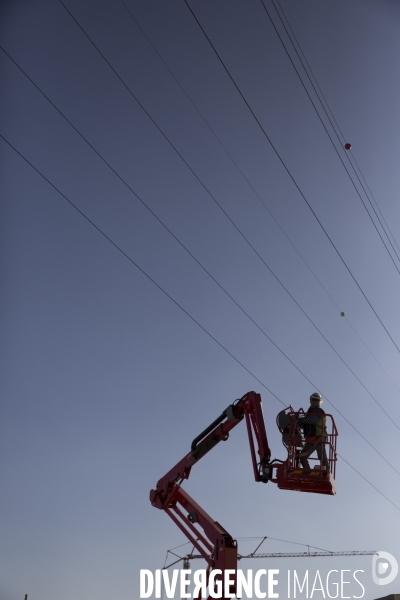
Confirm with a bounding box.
[344,143,352,150]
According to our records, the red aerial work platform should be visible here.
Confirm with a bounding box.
[276,405,337,495]
[150,391,338,599]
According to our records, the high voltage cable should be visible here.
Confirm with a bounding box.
[114,3,400,399]
[259,0,400,268]
[3,52,400,482]
[116,2,348,316]
[350,153,400,256]
[2,48,400,477]
[274,0,400,259]
[5,2,400,457]
[52,3,400,417]
[2,132,400,514]
[4,41,400,437]
[259,0,400,391]
[115,1,347,316]
[338,453,400,513]
[6,0,400,491]
[182,0,400,356]
[268,0,400,266]
[8,3,400,420]
[273,0,347,149]
[0,134,281,409]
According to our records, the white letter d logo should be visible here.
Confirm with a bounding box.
[372,551,398,586]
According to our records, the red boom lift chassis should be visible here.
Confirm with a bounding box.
[150,391,338,598]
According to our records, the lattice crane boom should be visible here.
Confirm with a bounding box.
[164,550,376,570]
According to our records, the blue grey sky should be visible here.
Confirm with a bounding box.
[1,1,400,598]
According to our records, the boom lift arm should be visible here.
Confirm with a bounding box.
[150,391,337,598]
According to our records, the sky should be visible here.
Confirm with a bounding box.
[1,0,400,599]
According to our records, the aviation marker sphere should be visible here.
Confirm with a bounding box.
[340,312,346,317]
[344,143,352,150]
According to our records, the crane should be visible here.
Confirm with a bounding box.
[150,391,338,599]
[163,547,375,570]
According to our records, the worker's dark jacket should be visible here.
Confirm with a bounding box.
[300,406,326,440]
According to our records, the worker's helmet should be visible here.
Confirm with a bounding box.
[310,392,322,402]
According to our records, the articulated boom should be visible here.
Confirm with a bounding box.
[149,391,337,599]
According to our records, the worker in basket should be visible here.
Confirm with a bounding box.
[297,392,330,472]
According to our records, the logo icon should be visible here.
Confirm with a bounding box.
[372,551,398,585]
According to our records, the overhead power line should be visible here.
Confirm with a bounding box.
[0,134,282,406]
[273,0,400,260]
[2,132,400,513]
[116,2,400,399]
[50,2,400,425]
[260,0,400,269]
[183,0,400,356]
[3,45,400,471]
[1,21,400,475]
